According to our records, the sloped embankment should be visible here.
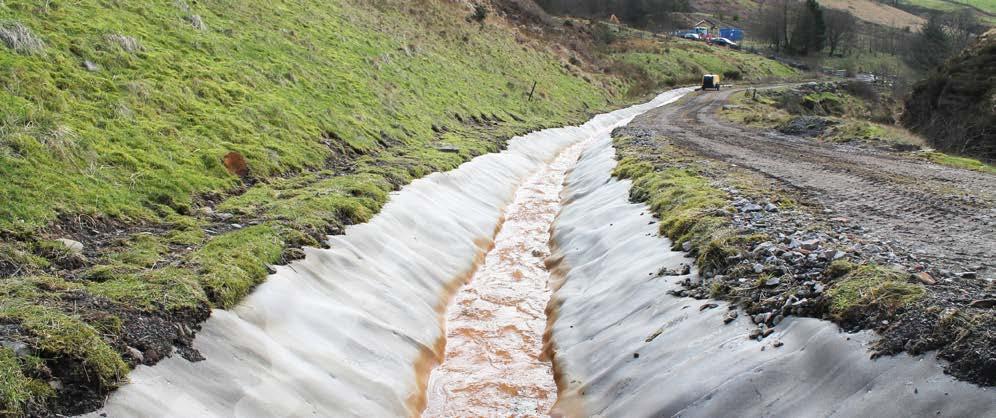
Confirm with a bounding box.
[902,28,996,162]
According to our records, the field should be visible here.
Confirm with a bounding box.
[820,0,925,29]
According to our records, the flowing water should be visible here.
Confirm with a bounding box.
[85,89,692,418]
[422,139,592,417]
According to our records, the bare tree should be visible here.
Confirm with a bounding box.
[756,0,793,52]
[946,8,980,49]
[824,9,856,56]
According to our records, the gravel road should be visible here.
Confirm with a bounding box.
[628,87,996,277]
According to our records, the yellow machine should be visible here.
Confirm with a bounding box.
[702,74,721,91]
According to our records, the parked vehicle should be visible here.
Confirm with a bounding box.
[681,32,701,40]
[709,37,739,49]
[702,74,720,91]
[719,27,744,42]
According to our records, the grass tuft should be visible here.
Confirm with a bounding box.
[190,225,284,308]
[0,21,45,55]
[922,151,996,174]
[103,33,143,53]
[829,264,925,320]
[0,303,129,389]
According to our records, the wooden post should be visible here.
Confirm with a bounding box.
[527,81,537,101]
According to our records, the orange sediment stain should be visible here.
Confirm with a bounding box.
[407,232,502,416]
[422,140,592,417]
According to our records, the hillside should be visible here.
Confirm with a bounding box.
[902,28,996,161]
[819,0,924,29]
[0,0,798,415]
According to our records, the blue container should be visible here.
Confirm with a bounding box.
[720,28,744,41]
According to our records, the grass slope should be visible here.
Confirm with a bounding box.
[0,0,613,233]
[0,1,798,414]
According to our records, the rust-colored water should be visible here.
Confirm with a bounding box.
[422,140,590,417]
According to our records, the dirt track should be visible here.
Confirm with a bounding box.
[628,87,996,277]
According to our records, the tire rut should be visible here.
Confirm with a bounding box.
[629,88,996,273]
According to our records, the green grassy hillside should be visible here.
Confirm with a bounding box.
[904,0,996,14]
[0,1,797,415]
[609,37,797,87]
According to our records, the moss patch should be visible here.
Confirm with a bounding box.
[921,151,996,174]
[829,264,925,321]
[0,302,129,389]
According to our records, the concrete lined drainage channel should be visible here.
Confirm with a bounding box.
[87,87,993,417]
[87,89,691,417]
[422,138,595,416]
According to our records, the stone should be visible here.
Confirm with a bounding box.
[56,238,84,254]
[764,203,779,212]
[773,340,784,348]
[83,60,99,72]
[915,272,936,285]
[753,263,765,273]
[968,299,996,309]
[800,239,820,251]
[748,328,763,340]
[813,283,825,294]
[957,272,978,279]
[699,303,719,311]
[680,264,691,275]
[723,310,738,324]
[216,212,234,221]
[127,346,145,363]
[764,277,781,287]
[742,203,763,213]
[0,340,30,357]
[436,145,460,153]
[284,248,306,260]
[682,241,692,252]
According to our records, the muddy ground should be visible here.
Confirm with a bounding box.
[619,86,995,385]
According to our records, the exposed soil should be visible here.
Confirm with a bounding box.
[620,86,996,385]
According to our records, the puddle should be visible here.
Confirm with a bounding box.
[423,140,592,417]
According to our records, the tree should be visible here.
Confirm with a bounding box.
[906,14,951,71]
[946,8,980,49]
[790,0,826,55]
[824,9,856,56]
[757,0,792,53]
